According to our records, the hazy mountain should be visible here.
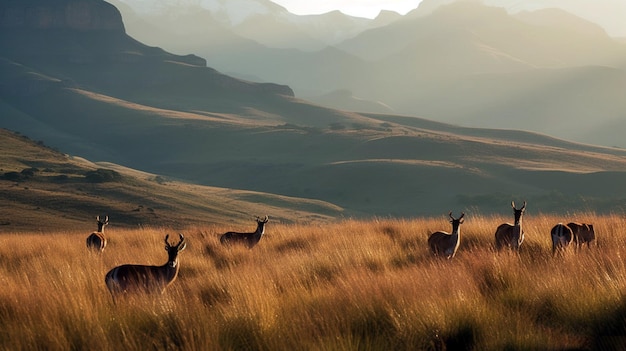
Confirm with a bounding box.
[415,0,626,38]
[337,2,626,147]
[307,89,395,115]
[4,0,626,219]
[109,0,626,147]
[348,2,626,147]
[109,0,397,51]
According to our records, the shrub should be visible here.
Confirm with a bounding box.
[84,168,122,183]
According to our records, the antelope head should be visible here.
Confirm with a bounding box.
[165,234,187,268]
[96,215,109,231]
[511,201,526,225]
[449,212,465,227]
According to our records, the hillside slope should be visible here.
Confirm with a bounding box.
[0,129,342,232]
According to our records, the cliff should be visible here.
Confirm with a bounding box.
[0,0,125,32]
[0,0,207,67]
[0,0,293,101]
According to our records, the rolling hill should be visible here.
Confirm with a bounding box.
[0,128,342,232]
[2,0,626,222]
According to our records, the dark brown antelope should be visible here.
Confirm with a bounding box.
[220,215,269,248]
[428,212,465,259]
[86,215,109,252]
[567,222,596,249]
[104,234,187,296]
[494,201,526,251]
[551,223,573,255]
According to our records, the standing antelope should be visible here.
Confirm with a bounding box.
[494,201,526,251]
[86,215,109,252]
[428,212,465,259]
[567,222,596,249]
[105,234,187,296]
[551,223,573,255]
[220,216,269,248]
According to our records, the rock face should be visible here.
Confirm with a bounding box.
[0,0,293,98]
[0,0,125,32]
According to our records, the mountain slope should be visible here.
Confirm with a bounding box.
[3,0,626,219]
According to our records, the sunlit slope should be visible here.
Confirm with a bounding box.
[0,129,343,232]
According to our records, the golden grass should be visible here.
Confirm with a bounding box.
[1,214,626,350]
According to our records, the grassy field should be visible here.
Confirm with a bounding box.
[1,213,625,350]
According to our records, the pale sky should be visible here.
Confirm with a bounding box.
[269,0,423,18]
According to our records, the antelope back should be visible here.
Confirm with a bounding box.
[86,232,107,252]
[551,223,573,254]
[567,222,595,245]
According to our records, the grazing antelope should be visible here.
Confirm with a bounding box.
[551,223,573,255]
[567,222,596,249]
[428,212,465,259]
[494,201,526,251]
[105,234,187,296]
[220,215,269,248]
[86,215,109,252]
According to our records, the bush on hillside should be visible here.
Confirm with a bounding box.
[84,168,122,183]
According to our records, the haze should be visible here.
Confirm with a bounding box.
[109,0,626,148]
[269,0,422,18]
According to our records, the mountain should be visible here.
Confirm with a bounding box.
[340,3,626,146]
[111,0,626,148]
[108,0,397,51]
[337,2,626,147]
[3,0,626,220]
[415,0,626,38]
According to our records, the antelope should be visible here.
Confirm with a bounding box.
[494,201,526,251]
[551,223,573,255]
[567,222,596,249]
[220,215,269,248]
[428,212,465,259]
[105,234,187,296]
[86,215,109,252]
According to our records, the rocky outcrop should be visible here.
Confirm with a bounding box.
[0,0,125,32]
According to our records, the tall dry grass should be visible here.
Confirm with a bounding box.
[1,214,626,350]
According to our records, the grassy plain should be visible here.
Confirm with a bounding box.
[1,213,625,350]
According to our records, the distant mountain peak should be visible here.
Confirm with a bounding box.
[116,0,289,25]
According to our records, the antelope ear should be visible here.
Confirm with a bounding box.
[165,245,169,251]
[179,242,187,251]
